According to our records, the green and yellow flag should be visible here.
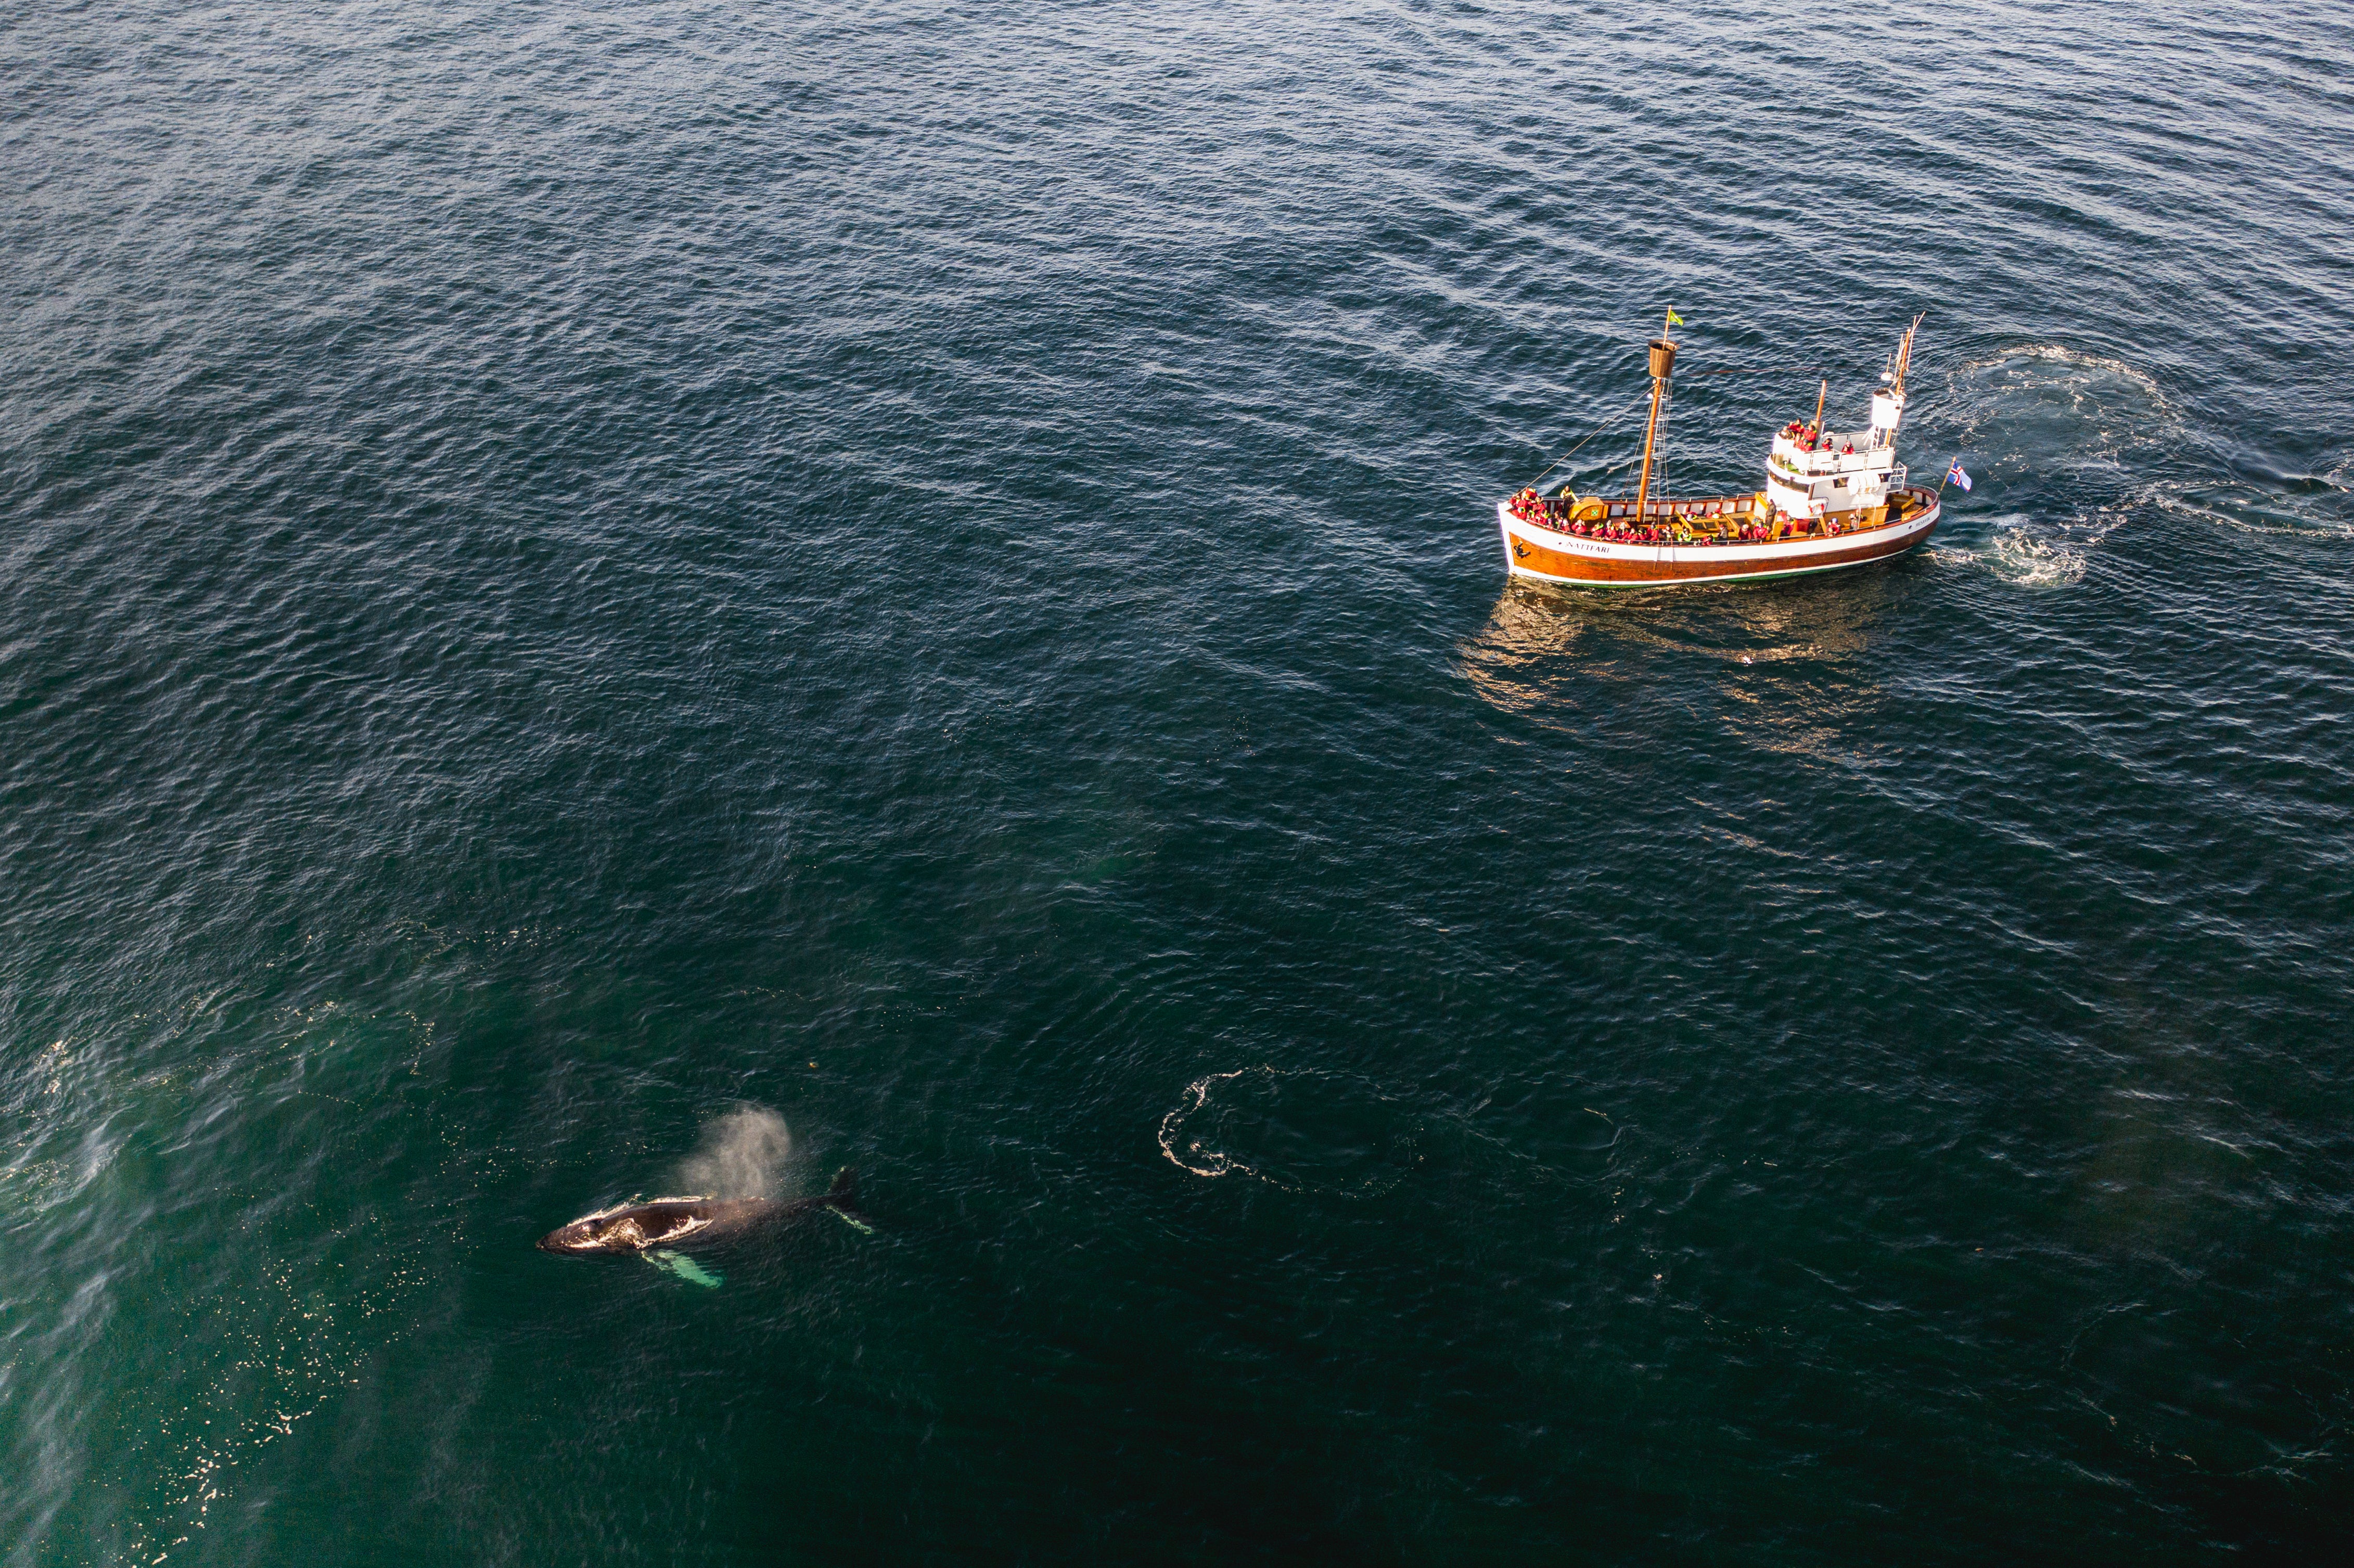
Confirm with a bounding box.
[1666,308,1686,327]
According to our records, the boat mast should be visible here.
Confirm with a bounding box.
[1633,311,1678,520]
[1811,378,1827,440]
[1889,312,1924,397]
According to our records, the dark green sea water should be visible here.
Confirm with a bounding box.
[6,2,2353,1562]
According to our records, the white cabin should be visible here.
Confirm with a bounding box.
[1763,384,1908,522]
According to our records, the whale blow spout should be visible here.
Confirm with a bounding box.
[537,1167,863,1256]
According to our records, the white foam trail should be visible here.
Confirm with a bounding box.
[2149,482,2354,540]
[1934,345,2180,516]
[1952,343,2174,412]
[1156,1065,1417,1199]
[1158,1068,1252,1177]
[1987,526,2089,587]
[1930,517,2092,588]
[674,1107,793,1200]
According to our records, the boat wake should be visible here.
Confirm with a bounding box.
[1984,523,2091,588]
[1933,347,2351,557]
[2147,478,2354,541]
[1924,345,2183,583]
[1941,344,2180,466]
[1930,510,2112,588]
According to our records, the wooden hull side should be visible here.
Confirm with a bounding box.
[1497,489,1941,587]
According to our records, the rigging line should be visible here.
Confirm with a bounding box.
[1649,385,1664,496]
[1681,363,1828,377]
[1522,387,1654,492]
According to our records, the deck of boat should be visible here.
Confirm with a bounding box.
[1498,485,1942,587]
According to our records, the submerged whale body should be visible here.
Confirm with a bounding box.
[537,1167,863,1255]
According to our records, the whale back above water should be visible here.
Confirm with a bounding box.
[537,1168,860,1256]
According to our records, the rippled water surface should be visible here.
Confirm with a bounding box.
[6,2,2352,1562]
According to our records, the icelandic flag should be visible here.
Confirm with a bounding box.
[1947,460,1973,492]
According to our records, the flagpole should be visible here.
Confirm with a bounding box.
[1936,453,1959,497]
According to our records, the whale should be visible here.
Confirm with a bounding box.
[536,1167,866,1257]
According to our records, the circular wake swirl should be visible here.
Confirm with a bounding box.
[1158,1065,1422,1200]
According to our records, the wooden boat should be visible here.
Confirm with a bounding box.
[1498,316,1941,587]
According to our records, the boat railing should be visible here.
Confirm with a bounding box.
[1771,439,1897,477]
[1509,482,1932,543]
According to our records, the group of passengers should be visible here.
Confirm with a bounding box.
[1509,486,1865,546]
[1507,487,1737,546]
[1559,515,1838,545]
[1566,516,1720,546]
[1781,421,1858,457]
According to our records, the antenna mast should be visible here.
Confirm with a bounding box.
[1889,312,1925,398]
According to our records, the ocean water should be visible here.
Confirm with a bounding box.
[5,2,2352,1562]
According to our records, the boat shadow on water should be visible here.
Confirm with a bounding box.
[1458,569,1917,731]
